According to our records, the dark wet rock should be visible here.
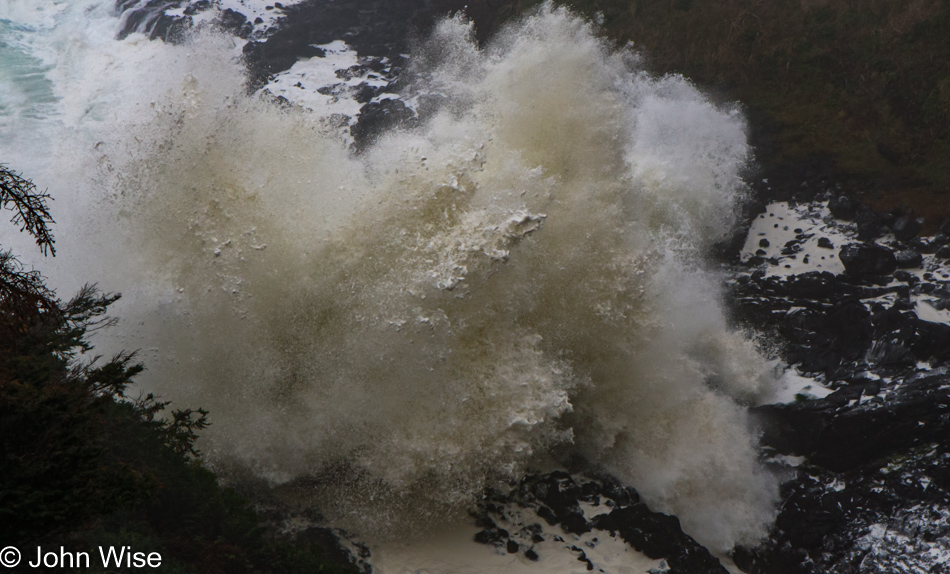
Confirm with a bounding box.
[353,82,380,104]
[817,236,833,249]
[599,476,640,507]
[894,248,923,268]
[575,548,594,570]
[756,371,950,472]
[890,214,922,241]
[593,507,726,574]
[218,8,251,38]
[520,523,544,544]
[350,98,416,150]
[524,548,539,561]
[838,243,897,276]
[913,320,950,362]
[780,271,837,300]
[298,45,326,59]
[739,442,950,574]
[733,258,950,374]
[560,511,592,535]
[506,539,519,553]
[827,195,857,220]
[523,471,583,518]
[788,300,873,373]
[152,14,192,43]
[937,245,950,260]
[728,202,950,574]
[759,238,770,248]
[472,513,495,529]
[536,505,557,525]
[474,527,508,547]
[919,235,946,254]
[854,209,887,240]
[780,239,803,256]
[894,269,919,284]
[242,0,513,89]
[480,472,726,574]
[116,0,199,42]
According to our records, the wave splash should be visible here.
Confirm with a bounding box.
[11,3,778,551]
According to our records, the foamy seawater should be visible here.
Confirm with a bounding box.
[0,0,779,554]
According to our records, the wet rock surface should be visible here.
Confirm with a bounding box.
[730,185,950,573]
[734,445,950,574]
[240,0,510,86]
[115,0,515,148]
[839,242,898,277]
[110,3,950,571]
[472,472,727,574]
[116,0,220,42]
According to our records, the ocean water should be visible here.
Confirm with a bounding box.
[0,0,780,554]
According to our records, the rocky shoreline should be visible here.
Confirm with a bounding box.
[111,2,950,572]
[728,186,950,573]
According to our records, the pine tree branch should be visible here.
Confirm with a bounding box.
[0,165,56,256]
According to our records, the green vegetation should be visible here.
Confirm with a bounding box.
[0,165,355,573]
[501,0,950,226]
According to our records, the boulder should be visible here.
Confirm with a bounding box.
[838,243,896,276]
[894,248,923,268]
[854,209,887,240]
[827,195,857,220]
[592,507,726,574]
[890,214,921,241]
[350,98,417,149]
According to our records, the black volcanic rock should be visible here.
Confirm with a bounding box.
[593,507,725,574]
[242,0,513,89]
[350,98,417,149]
[741,430,950,574]
[894,248,923,268]
[838,243,897,276]
[891,214,922,241]
[760,374,950,471]
[117,0,199,42]
[781,271,837,300]
[854,209,887,240]
[478,472,727,574]
[217,8,251,38]
[560,511,592,535]
[828,195,857,220]
[474,526,508,547]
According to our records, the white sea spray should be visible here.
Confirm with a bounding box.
[0,1,779,551]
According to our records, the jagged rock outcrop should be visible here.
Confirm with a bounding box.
[731,190,950,574]
[473,472,728,574]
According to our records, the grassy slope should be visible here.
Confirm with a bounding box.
[500,0,950,226]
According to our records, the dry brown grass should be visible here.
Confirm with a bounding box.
[499,0,950,223]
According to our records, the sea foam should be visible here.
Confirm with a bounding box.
[0,1,778,551]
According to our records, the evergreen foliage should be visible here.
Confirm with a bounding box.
[0,166,356,573]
